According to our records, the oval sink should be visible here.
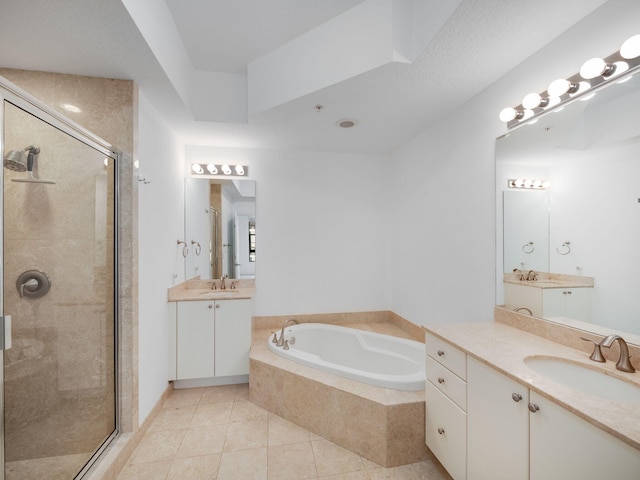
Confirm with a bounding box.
[524,356,640,403]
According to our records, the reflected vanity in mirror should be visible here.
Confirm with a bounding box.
[496,70,640,338]
[185,177,256,280]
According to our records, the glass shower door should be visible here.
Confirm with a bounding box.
[2,99,117,479]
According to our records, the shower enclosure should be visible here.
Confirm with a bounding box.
[1,83,118,478]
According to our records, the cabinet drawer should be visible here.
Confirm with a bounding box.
[425,381,467,480]
[426,335,467,380]
[426,356,467,410]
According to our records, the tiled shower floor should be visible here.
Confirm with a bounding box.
[116,384,452,480]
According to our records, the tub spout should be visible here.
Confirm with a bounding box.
[276,319,299,347]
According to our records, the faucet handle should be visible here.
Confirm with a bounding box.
[581,337,606,363]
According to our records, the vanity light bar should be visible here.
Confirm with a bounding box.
[191,163,249,177]
[500,34,640,129]
[508,179,551,189]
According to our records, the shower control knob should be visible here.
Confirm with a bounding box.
[512,393,523,402]
[528,403,540,413]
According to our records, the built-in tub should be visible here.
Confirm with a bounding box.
[267,322,425,391]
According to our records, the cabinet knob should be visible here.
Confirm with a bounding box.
[437,427,445,435]
[511,393,523,402]
[528,403,540,413]
[215,304,221,309]
[437,350,445,357]
[437,377,445,384]
[208,304,213,309]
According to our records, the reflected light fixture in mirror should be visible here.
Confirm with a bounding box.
[499,33,640,129]
[191,163,249,177]
[508,178,550,189]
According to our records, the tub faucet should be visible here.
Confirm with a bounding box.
[276,319,299,347]
[600,334,636,373]
[220,274,228,290]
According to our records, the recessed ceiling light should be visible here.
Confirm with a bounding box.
[336,118,358,128]
[60,103,81,113]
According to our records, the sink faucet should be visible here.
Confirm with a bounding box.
[526,270,538,281]
[600,334,636,373]
[276,319,299,347]
[220,274,228,290]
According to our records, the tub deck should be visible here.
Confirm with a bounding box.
[250,321,431,467]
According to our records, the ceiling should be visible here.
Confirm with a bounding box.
[0,0,608,155]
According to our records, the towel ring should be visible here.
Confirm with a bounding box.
[522,241,534,254]
[191,240,202,256]
[177,240,188,257]
[556,241,571,255]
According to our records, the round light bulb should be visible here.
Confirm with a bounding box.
[580,58,615,79]
[235,165,245,175]
[620,34,640,59]
[532,180,542,188]
[542,180,551,189]
[221,164,231,175]
[611,61,629,77]
[191,164,204,174]
[499,107,517,122]
[548,78,572,97]
[522,93,545,109]
[206,164,218,174]
[515,179,524,187]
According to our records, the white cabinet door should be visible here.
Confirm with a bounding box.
[425,381,467,480]
[177,301,215,380]
[542,288,591,322]
[529,391,640,480]
[467,357,529,480]
[214,299,253,376]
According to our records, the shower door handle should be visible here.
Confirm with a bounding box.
[0,315,12,350]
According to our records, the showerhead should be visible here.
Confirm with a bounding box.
[4,145,55,184]
[3,150,27,171]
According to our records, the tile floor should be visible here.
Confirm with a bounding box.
[117,384,452,480]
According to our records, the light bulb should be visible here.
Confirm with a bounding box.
[548,78,574,97]
[206,164,218,174]
[191,164,204,174]
[580,58,615,79]
[499,107,518,122]
[221,164,232,175]
[611,61,629,77]
[235,165,245,175]
[522,93,548,109]
[542,180,551,189]
[532,180,542,188]
[620,34,640,59]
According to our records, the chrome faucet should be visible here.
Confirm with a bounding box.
[220,274,228,290]
[526,270,538,281]
[276,319,299,347]
[600,334,636,373]
[514,307,533,315]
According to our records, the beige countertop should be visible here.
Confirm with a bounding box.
[504,271,594,289]
[167,278,255,302]
[424,321,640,450]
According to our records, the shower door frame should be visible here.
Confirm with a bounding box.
[0,76,121,480]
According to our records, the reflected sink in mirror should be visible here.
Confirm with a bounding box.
[524,356,640,403]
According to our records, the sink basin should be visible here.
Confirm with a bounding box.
[524,356,640,403]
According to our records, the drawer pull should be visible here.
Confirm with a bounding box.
[512,393,522,402]
[437,377,445,384]
[437,427,445,435]
[437,350,445,357]
[528,403,540,413]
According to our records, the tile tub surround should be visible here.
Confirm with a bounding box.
[250,321,431,468]
[424,320,640,451]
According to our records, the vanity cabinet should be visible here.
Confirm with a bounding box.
[168,299,253,381]
[425,335,467,480]
[504,283,592,322]
[467,357,640,480]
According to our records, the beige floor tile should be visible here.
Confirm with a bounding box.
[268,413,311,446]
[224,419,269,452]
[235,383,250,401]
[217,448,268,480]
[117,459,172,480]
[365,468,395,480]
[164,388,205,408]
[311,439,365,477]
[267,441,318,480]
[190,402,234,427]
[129,430,186,464]
[201,384,238,404]
[177,424,229,457]
[230,400,269,423]
[167,454,221,480]
[384,460,452,480]
[318,471,369,480]
[149,405,197,432]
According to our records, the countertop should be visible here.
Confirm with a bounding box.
[424,321,640,450]
[503,271,594,289]
[167,278,255,302]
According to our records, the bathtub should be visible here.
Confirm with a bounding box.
[266,323,425,391]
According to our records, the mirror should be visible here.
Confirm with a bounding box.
[496,70,640,337]
[185,178,256,280]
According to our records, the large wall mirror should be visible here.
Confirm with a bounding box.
[496,69,640,340]
[185,177,256,280]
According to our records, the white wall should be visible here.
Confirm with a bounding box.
[137,91,185,422]
[390,0,640,327]
[186,146,391,316]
